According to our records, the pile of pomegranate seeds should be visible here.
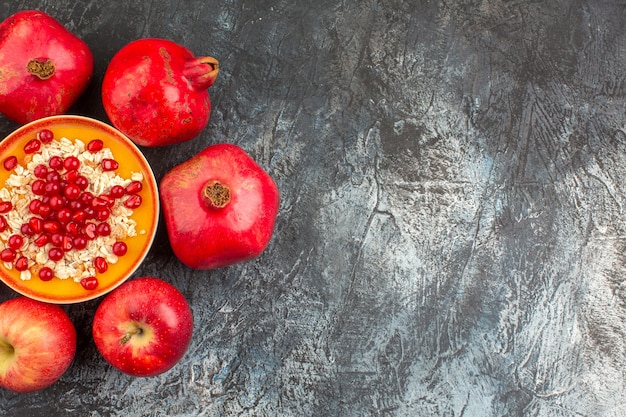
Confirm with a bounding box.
[0,129,144,290]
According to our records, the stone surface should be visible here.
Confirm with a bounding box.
[0,0,625,416]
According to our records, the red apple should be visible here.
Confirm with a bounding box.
[92,277,193,377]
[0,297,76,393]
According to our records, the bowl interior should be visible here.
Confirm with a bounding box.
[0,115,159,303]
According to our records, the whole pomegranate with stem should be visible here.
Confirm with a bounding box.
[102,38,219,147]
[160,143,280,269]
[0,10,94,124]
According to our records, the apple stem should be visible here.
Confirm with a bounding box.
[119,328,143,345]
[0,339,14,355]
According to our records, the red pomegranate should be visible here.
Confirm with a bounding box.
[160,143,280,269]
[0,10,94,124]
[102,38,219,147]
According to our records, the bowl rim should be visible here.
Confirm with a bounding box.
[0,114,160,304]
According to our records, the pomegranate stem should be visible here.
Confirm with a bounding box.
[202,181,230,209]
[184,56,219,91]
[27,58,55,80]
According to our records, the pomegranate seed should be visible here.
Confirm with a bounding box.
[43,220,61,234]
[96,222,111,236]
[0,216,6,232]
[28,199,42,214]
[68,200,83,211]
[124,194,142,209]
[33,164,48,178]
[49,156,63,170]
[56,208,72,224]
[87,139,103,153]
[14,256,29,271]
[65,221,80,236]
[3,156,18,171]
[29,217,43,233]
[24,139,41,154]
[80,276,98,290]
[112,241,127,256]
[63,169,79,183]
[73,236,87,250]
[38,204,52,218]
[45,171,61,183]
[71,210,87,223]
[63,156,80,171]
[79,192,94,205]
[39,266,54,281]
[50,233,64,247]
[84,207,96,219]
[0,248,15,262]
[0,201,12,213]
[48,195,67,210]
[31,179,46,195]
[126,181,143,194]
[94,256,108,273]
[110,185,125,198]
[96,208,110,221]
[62,235,73,251]
[34,234,49,247]
[49,195,66,210]
[64,183,81,200]
[82,223,97,239]
[44,181,61,196]
[91,196,109,208]
[48,248,64,262]
[7,234,23,250]
[20,223,33,236]
[101,158,119,171]
[75,175,89,190]
[37,129,54,143]
[6,235,21,250]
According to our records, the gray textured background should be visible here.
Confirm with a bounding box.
[0,0,625,416]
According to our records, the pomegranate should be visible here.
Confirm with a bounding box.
[0,11,94,124]
[102,38,219,147]
[160,143,280,269]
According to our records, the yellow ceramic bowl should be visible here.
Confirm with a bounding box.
[0,115,158,303]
